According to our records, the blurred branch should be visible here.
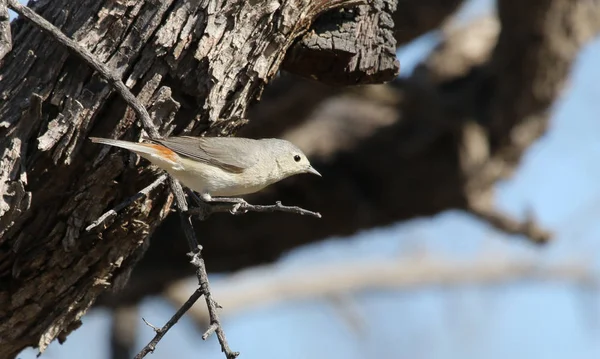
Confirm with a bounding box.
[393,0,464,45]
[110,305,139,359]
[164,257,596,325]
[468,203,551,244]
[488,0,600,144]
[326,294,367,334]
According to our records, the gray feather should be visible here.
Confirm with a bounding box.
[150,136,264,173]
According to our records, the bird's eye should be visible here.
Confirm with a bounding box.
[293,155,301,162]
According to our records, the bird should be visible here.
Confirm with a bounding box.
[90,136,321,203]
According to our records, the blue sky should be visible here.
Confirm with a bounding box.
[16,0,600,358]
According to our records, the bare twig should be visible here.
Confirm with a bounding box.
[141,318,160,332]
[188,249,238,357]
[135,288,204,359]
[86,174,168,232]
[170,179,238,357]
[190,200,322,219]
[203,323,219,340]
[186,188,320,219]
[230,201,321,217]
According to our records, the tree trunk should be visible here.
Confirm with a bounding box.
[0,0,398,356]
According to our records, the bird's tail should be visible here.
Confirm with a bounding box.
[89,137,180,167]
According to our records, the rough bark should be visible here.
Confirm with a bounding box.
[0,0,10,59]
[0,0,396,356]
[280,0,464,84]
[282,0,400,85]
[97,0,600,307]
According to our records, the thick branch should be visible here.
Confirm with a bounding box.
[283,0,400,85]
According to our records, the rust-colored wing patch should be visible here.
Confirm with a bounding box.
[145,143,179,163]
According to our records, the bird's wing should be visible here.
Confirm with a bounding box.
[151,136,261,173]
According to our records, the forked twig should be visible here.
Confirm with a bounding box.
[86,174,168,232]
[135,288,205,359]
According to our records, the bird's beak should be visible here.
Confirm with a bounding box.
[306,166,321,177]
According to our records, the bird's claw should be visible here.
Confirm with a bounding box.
[229,202,248,215]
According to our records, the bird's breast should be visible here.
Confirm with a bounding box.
[173,158,276,197]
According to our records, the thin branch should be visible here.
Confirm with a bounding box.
[141,318,160,332]
[188,249,238,357]
[135,288,204,359]
[202,323,219,340]
[86,174,168,232]
[229,201,321,217]
[167,181,239,359]
[189,197,321,219]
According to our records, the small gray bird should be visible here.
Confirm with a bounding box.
[90,136,321,202]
